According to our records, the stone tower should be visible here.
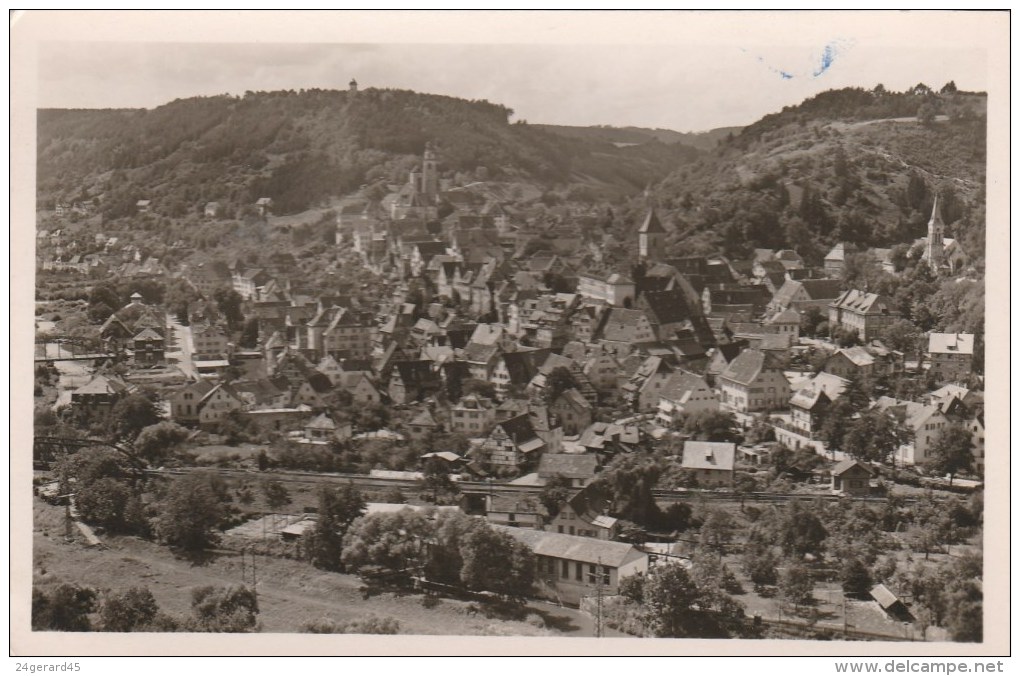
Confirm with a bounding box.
[421,142,439,199]
[925,195,944,272]
[349,78,358,93]
[638,208,666,261]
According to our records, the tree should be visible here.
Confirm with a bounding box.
[32,584,98,631]
[74,477,142,534]
[134,421,190,465]
[779,562,814,608]
[698,507,736,554]
[109,394,161,442]
[642,562,703,637]
[100,587,160,632]
[777,503,828,558]
[819,398,855,454]
[841,558,873,598]
[154,473,227,551]
[306,483,365,571]
[800,306,826,338]
[341,510,433,575]
[917,101,939,126]
[256,449,269,472]
[944,579,982,642]
[459,526,535,601]
[682,410,740,443]
[924,423,974,486]
[212,287,245,332]
[880,319,922,356]
[422,457,459,504]
[742,547,779,591]
[538,474,573,519]
[189,585,259,633]
[262,479,290,509]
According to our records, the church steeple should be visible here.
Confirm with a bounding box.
[926,194,945,271]
[638,208,665,261]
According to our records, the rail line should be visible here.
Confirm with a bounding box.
[141,467,908,503]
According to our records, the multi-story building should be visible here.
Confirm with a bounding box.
[717,349,791,413]
[927,333,975,384]
[828,289,900,342]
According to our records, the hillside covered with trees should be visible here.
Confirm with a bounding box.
[613,84,987,271]
[37,88,701,219]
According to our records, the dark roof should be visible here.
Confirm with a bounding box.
[500,349,550,386]
[306,372,334,394]
[497,413,541,446]
[393,360,438,386]
[798,279,844,300]
[638,209,666,234]
[640,289,694,325]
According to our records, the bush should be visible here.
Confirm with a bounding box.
[300,615,401,634]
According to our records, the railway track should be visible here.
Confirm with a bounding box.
[142,467,906,503]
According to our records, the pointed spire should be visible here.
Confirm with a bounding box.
[929,194,944,227]
[638,208,665,234]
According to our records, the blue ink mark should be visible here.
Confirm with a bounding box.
[741,39,855,81]
[813,42,839,77]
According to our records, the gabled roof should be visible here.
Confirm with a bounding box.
[927,332,975,356]
[681,441,736,472]
[719,349,783,386]
[74,374,130,396]
[500,349,549,386]
[409,409,439,427]
[132,328,164,342]
[832,458,872,476]
[639,289,695,326]
[554,387,593,411]
[831,289,897,315]
[659,371,712,403]
[495,526,644,568]
[768,308,801,325]
[494,413,542,449]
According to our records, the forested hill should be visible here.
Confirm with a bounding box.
[37,88,700,218]
[532,124,741,150]
[630,85,988,270]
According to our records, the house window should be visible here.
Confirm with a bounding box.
[575,562,583,582]
[561,560,569,578]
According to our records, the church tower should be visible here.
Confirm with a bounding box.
[421,142,439,199]
[925,195,945,271]
[638,208,666,261]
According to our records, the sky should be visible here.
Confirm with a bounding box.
[28,11,999,132]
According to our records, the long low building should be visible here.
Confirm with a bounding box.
[495,526,648,606]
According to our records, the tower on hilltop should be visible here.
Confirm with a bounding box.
[349,78,358,94]
[421,142,439,198]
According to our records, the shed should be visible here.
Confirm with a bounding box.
[870,583,913,621]
[831,459,873,496]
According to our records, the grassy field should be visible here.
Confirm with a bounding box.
[31,499,585,636]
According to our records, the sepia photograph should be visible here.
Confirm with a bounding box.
[10,9,1010,660]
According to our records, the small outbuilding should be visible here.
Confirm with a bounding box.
[830,459,873,496]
